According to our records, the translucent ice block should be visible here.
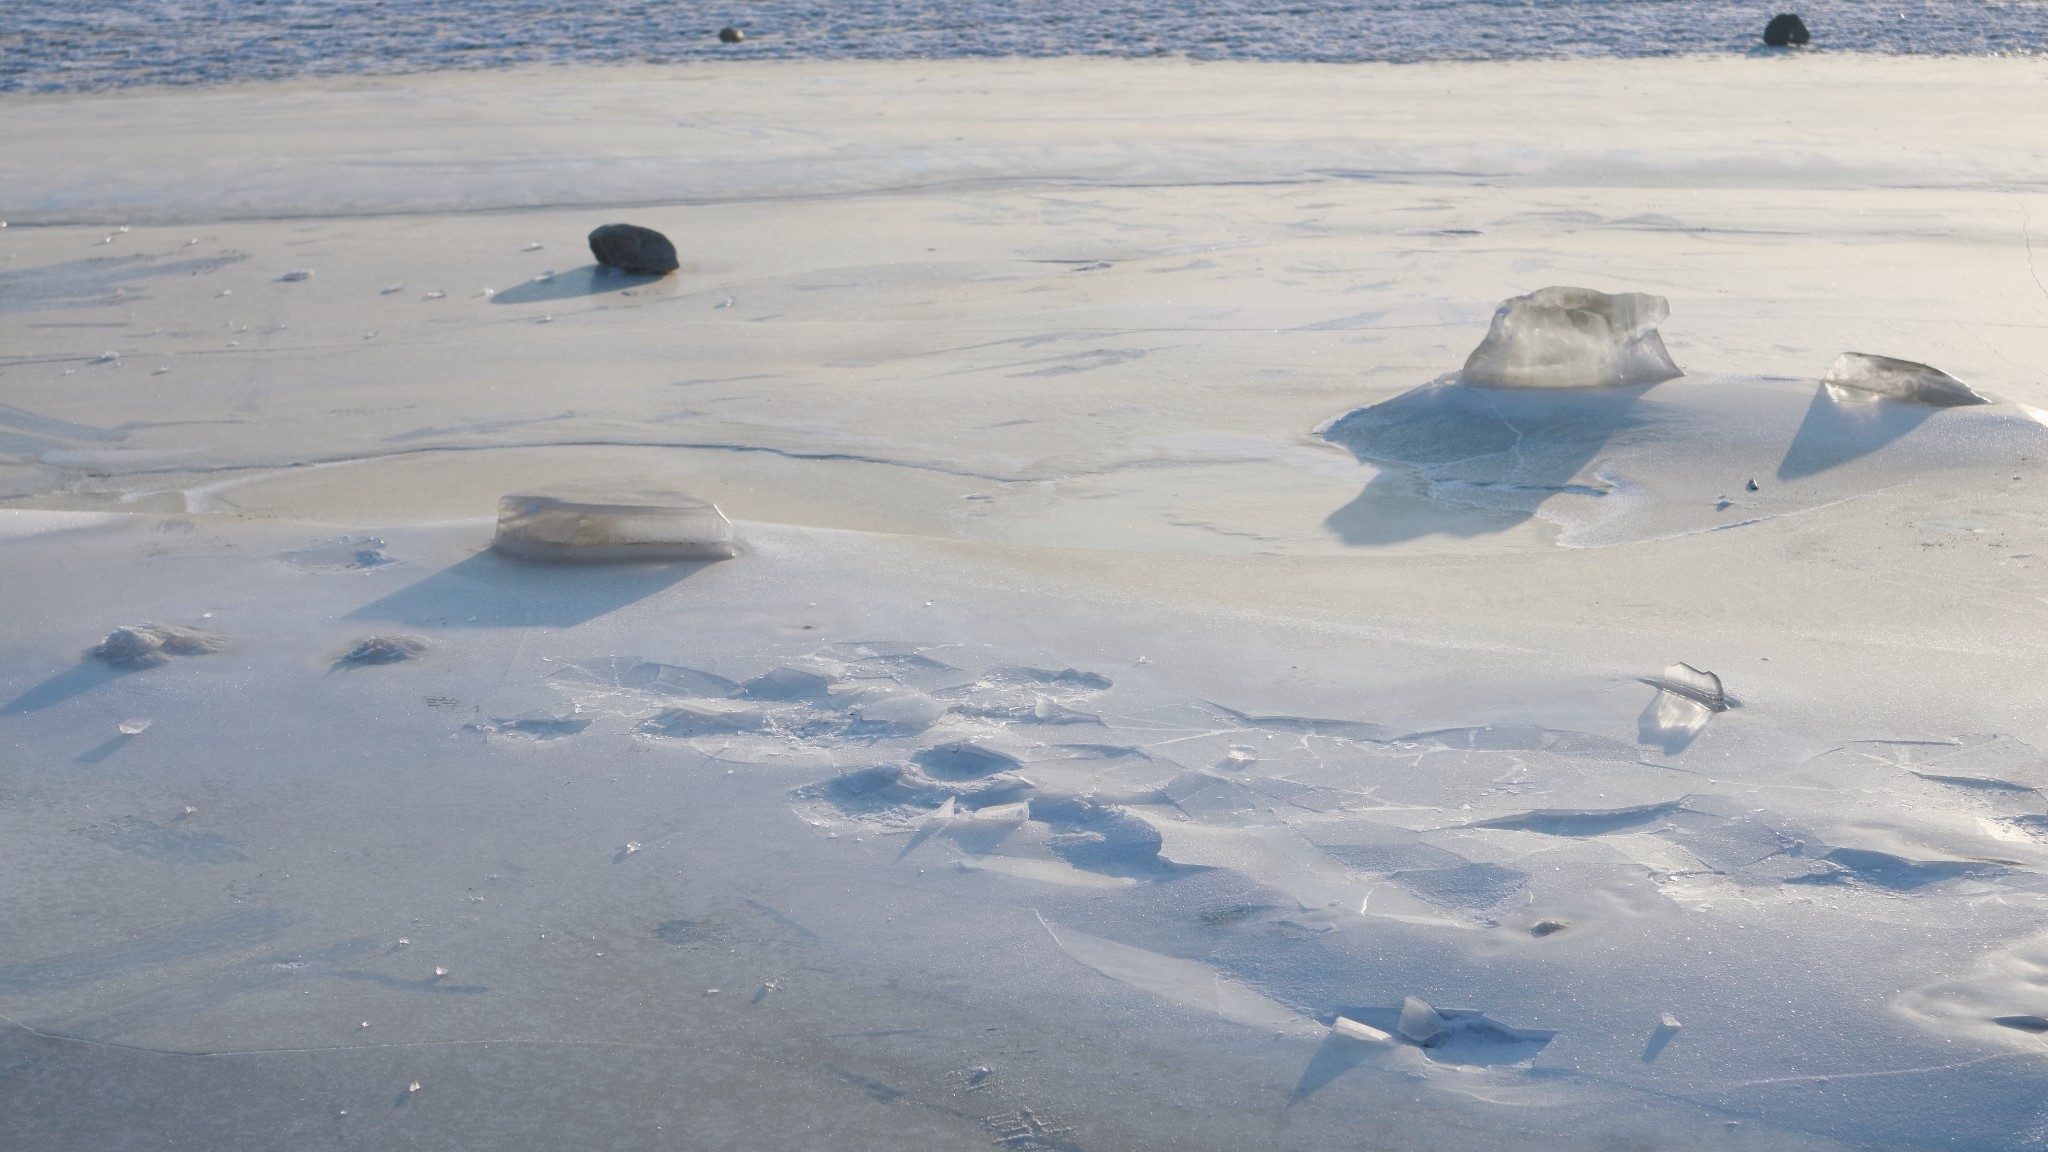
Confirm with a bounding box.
[1461,286,1682,389]
[1822,353,1988,407]
[490,492,735,562]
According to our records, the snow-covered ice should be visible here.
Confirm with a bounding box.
[8,55,2048,1152]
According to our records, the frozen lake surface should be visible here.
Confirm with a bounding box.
[8,55,2048,1152]
[3,0,2046,92]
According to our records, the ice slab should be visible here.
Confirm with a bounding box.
[1398,995,1449,1046]
[490,491,734,563]
[1822,352,1988,407]
[1459,286,1682,389]
[88,622,228,668]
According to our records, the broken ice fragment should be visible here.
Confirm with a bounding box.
[739,665,835,699]
[407,1081,421,1094]
[1658,1012,1682,1031]
[1641,662,1728,711]
[337,635,428,666]
[1397,996,1449,1046]
[89,623,228,668]
[1530,919,1570,937]
[1332,1016,1394,1043]
[491,491,735,563]
[278,270,314,282]
[1461,286,1682,389]
[117,718,151,735]
[637,703,766,737]
[1822,353,1988,407]
[1219,745,1257,771]
[432,967,449,978]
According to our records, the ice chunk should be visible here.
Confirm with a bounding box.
[117,718,151,735]
[1994,1015,2048,1033]
[89,623,228,668]
[637,703,766,737]
[1822,353,1988,407]
[1460,286,1682,389]
[739,665,836,699]
[1332,1016,1394,1043]
[490,491,734,563]
[336,635,427,666]
[1397,995,1449,1046]
[1641,662,1728,711]
[1658,1012,1682,1030]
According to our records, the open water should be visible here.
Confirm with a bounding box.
[2,1,2044,92]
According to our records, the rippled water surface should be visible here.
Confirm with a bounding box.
[3,0,2044,92]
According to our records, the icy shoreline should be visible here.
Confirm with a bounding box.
[6,57,2048,1151]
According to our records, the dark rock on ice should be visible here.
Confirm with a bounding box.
[1746,478,1759,492]
[587,224,679,274]
[1822,352,1988,407]
[718,26,745,43]
[90,623,228,669]
[1763,14,1810,47]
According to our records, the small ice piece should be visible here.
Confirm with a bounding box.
[89,623,228,668]
[1658,1012,1683,1030]
[407,1081,421,1094]
[278,270,313,282]
[421,290,445,300]
[533,270,555,282]
[1641,662,1728,711]
[624,841,641,855]
[92,350,119,363]
[1219,745,1257,771]
[117,718,151,735]
[1993,1015,2048,1033]
[1745,478,1759,492]
[1460,286,1683,389]
[739,665,835,699]
[1821,352,1988,407]
[1332,1016,1394,1043]
[380,283,404,294]
[1397,995,1449,1046]
[1530,919,1570,937]
[337,635,428,666]
[523,242,544,252]
[152,366,169,375]
[432,966,449,978]
[490,491,735,562]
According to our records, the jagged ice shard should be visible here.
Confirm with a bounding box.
[1822,352,1989,407]
[1460,286,1683,389]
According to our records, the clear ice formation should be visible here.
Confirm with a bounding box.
[490,491,735,563]
[1397,996,1449,1046]
[1821,352,1989,407]
[1640,663,1727,711]
[1459,286,1683,389]
[88,622,228,668]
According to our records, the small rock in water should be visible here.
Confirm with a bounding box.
[1822,352,1988,407]
[117,717,152,735]
[1461,286,1682,389]
[718,25,745,43]
[1397,995,1449,1046]
[1763,13,1810,46]
[278,269,314,282]
[492,490,734,562]
[337,635,428,666]
[588,224,680,274]
[90,623,229,669]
